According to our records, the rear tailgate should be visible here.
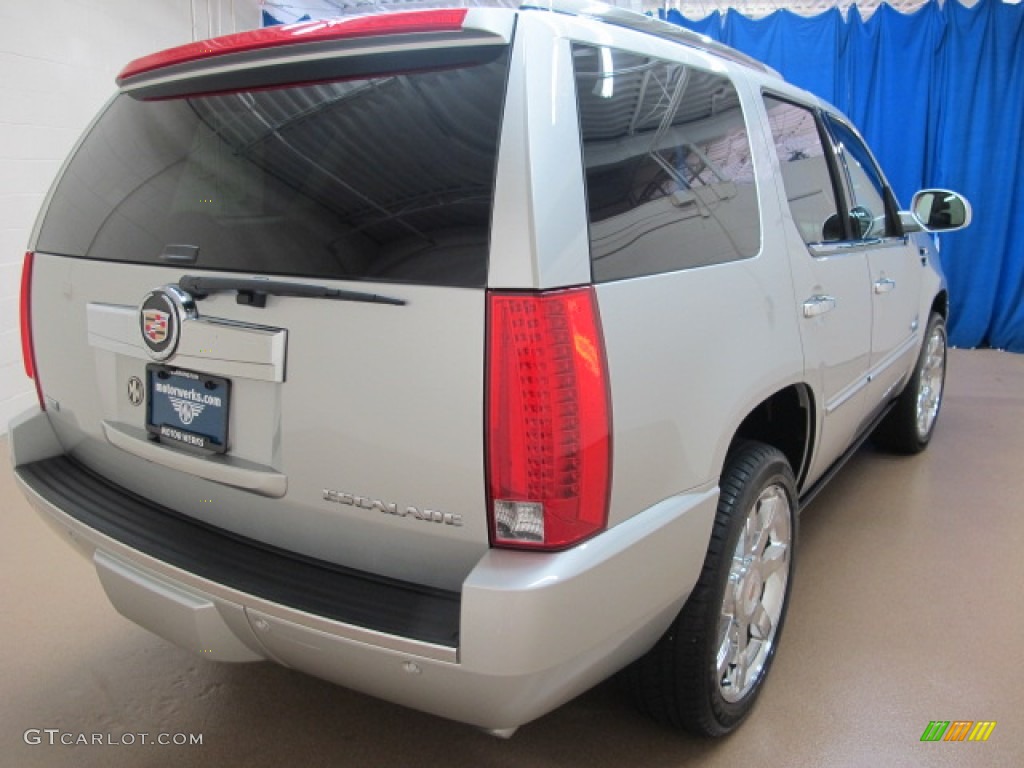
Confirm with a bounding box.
[25,11,515,591]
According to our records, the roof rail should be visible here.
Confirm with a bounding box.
[519,0,774,74]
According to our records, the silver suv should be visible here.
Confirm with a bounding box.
[11,1,971,738]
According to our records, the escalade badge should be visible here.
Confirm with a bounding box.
[323,489,463,527]
[138,286,197,361]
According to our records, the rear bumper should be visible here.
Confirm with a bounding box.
[10,408,717,731]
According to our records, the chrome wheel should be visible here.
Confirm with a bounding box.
[873,313,947,454]
[716,483,792,703]
[915,323,946,441]
[627,442,796,735]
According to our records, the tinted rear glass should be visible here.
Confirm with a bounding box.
[572,44,759,282]
[37,48,510,288]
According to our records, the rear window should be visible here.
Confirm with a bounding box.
[36,48,510,288]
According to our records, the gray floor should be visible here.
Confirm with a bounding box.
[2,348,1022,768]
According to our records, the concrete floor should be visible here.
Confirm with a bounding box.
[2,348,1022,768]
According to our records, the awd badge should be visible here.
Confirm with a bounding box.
[127,376,144,406]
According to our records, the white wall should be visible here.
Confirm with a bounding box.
[0,0,261,435]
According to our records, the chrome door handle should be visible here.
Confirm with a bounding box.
[802,295,837,318]
[874,278,896,294]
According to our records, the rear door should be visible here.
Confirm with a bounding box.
[761,95,874,484]
[28,20,514,591]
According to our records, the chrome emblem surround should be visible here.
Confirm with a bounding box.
[138,285,197,361]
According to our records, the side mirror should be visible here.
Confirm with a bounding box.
[906,189,972,233]
[848,205,876,239]
[822,212,844,241]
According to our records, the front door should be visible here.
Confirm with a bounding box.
[823,116,924,414]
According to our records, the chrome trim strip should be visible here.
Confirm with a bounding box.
[102,420,288,498]
[826,333,918,415]
[87,302,287,383]
[868,333,919,385]
[14,473,459,664]
[808,237,908,258]
[825,375,869,415]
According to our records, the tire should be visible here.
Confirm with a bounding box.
[874,312,947,454]
[627,441,798,736]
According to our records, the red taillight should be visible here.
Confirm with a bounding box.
[486,287,612,551]
[20,251,44,409]
[118,9,469,83]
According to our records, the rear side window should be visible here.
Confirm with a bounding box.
[762,96,843,245]
[36,48,511,288]
[572,44,759,283]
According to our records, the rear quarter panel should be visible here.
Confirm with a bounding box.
[585,56,807,527]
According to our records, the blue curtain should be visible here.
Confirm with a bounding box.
[930,0,1024,351]
[723,8,845,103]
[666,0,1024,351]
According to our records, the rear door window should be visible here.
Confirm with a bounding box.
[36,48,511,288]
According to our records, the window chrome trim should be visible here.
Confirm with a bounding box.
[808,236,909,258]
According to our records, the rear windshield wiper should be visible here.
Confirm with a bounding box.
[178,275,406,308]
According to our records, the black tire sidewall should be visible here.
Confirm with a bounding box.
[873,311,948,454]
[912,314,947,447]
[688,443,798,734]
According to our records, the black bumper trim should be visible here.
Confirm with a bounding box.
[16,455,460,648]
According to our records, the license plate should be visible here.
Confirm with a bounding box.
[146,365,230,454]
